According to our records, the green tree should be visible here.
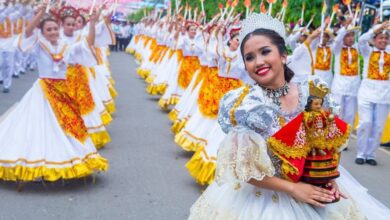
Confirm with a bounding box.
[170,0,337,26]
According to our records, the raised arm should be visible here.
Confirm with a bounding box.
[358,21,389,57]
[25,4,46,38]
[87,9,100,47]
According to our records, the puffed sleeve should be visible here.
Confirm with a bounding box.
[218,87,246,134]
[64,39,97,67]
[216,86,276,185]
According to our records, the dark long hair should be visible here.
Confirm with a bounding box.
[39,18,58,32]
[240,28,295,82]
[304,95,324,112]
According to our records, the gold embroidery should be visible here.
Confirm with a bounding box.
[222,51,238,75]
[177,56,201,89]
[368,51,390,80]
[0,18,12,38]
[65,65,96,116]
[39,79,88,143]
[230,86,250,127]
[340,48,359,76]
[198,68,243,118]
[39,42,68,62]
[315,46,332,71]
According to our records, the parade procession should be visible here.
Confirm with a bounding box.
[1,0,390,219]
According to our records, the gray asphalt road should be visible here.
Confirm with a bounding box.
[0,52,389,220]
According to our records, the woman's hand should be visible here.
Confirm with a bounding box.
[327,180,348,200]
[374,20,389,35]
[289,182,335,208]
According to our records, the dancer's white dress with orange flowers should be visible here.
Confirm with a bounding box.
[0,32,108,181]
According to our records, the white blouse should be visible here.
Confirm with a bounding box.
[17,31,97,79]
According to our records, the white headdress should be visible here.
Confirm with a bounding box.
[239,13,287,44]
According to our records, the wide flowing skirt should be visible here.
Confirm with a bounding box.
[189,166,390,220]
[0,80,108,182]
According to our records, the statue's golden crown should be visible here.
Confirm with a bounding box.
[309,80,329,98]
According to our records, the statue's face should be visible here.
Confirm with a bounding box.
[310,98,323,112]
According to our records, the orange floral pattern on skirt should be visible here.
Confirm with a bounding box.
[149,45,165,63]
[66,65,95,116]
[39,79,88,143]
[177,56,200,89]
[198,68,243,118]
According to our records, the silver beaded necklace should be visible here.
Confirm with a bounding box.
[259,82,289,107]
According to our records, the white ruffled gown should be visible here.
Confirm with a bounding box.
[0,33,108,182]
[189,79,390,220]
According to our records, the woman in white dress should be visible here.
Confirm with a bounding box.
[188,13,390,220]
[0,4,108,183]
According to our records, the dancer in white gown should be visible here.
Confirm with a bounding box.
[188,13,390,220]
[0,4,108,182]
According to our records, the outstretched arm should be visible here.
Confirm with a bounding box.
[25,3,46,38]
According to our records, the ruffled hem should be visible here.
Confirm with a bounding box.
[104,100,116,114]
[126,48,135,54]
[0,155,108,182]
[108,77,115,85]
[186,148,216,185]
[171,117,189,134]
[90,130,111,150]
[145,75,155,84]
[136,68,150,79]
[158,96,180,110]
[108,85,118,99]
[134,53,142,63]
[168,108,179,122]
[174,130,207,152]
[146,83,168,96]
[100,110,112,126]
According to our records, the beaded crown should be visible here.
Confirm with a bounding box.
[309,80,329,99]
[239,13,286,43]
[59,6,79,20]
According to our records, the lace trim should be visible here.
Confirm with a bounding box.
[215,131,275,185]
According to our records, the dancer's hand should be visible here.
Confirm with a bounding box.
[327,180,348,200]
[289,182,335,208]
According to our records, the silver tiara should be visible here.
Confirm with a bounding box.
[239,13,286,44]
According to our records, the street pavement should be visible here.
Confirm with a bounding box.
[0,52,389,220]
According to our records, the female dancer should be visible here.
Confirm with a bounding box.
[0,4,107,182]
[188,13,390,220]
[59,7,112,149]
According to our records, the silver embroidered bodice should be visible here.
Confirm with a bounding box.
[218,77,338,140]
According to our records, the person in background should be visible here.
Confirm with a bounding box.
[118,21,130,51]
[110,20,120,51]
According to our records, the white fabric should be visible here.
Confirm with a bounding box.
[333,94,358,128]
[356,99,390,159]
[0,80,100,169]
[17,32,97,79]
[357,30,390,104]
[331,28,361,96]
[0,50,15,89]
